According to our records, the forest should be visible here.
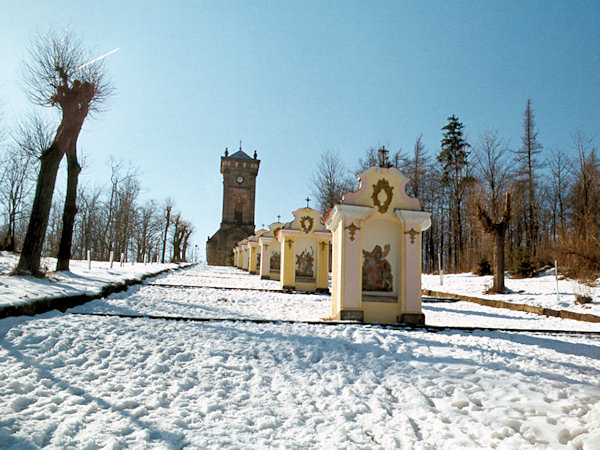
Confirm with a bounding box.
[311,101,600,284]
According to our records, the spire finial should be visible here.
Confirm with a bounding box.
[305,197,311,209]
[239,140,242,151]
[277,214,281,222]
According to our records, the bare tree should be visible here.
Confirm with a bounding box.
[135,200,162,262]
[547,147,572,240]
[1,113,53,251]
[402,135,430,199]
[473,129,512,293]
[181,223,194,262]
[72,183,103,259]
[310,149,355,215]
[0,146,36,251]
[555,131,600,280]
[570,131,599,240]
[15,29,112,275]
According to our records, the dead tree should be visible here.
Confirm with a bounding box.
[15,29,111,276]
[514,99,543,259]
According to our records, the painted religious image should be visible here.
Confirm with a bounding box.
[270,250,281,272]
[295,247,315,279]
[362,244,393,292]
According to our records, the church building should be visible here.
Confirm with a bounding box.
[206,144,260,266]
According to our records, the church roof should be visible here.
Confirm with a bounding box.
[229,150,252,160]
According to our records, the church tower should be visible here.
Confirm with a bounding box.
[206,143,260,265]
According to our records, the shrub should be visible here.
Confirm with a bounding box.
[473,257,493,276]
[512,247,535,278]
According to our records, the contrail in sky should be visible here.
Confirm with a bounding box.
[75,48,120,71]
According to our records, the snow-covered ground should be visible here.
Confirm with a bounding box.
[1,265,600,448]
[422,271,600,317]
[0,251,181,308]
[73,266,600,332]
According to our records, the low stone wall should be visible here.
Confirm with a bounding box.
[422,289,600,323]
[0,267,179,320]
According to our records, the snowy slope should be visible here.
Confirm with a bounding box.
[1,265,599,448]
[422,271,600,317]
[0,251,181,308]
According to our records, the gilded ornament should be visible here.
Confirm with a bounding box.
[345,222,360,241]
[371,179,394,213]
[405,228,419,244]
[300,215,314,234]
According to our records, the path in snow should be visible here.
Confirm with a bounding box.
[1,264,599,448]
[73,265,600,332]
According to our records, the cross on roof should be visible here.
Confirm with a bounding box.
[277,214,281,222]
[378,146,391,168]
[305,197,311,208]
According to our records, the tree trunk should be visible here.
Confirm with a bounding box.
[493,228,506,293]
[14,145,64,276]
[161,207,171,263]
[56,150,81,271]
[14,103,87,276]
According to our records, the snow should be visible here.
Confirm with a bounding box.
[422,271,600,317]
[0,251,181,308]
[1,263,600,448]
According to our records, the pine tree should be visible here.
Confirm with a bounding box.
[438,115,472,270]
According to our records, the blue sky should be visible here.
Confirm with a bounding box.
[1,1,599,260]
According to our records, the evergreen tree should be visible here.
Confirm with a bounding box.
[438,115,472,270]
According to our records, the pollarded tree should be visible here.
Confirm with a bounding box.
[438,115,472,271]
[15,29,112,276]
[473,129,512,293]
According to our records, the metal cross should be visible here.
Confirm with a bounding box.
[378,146,390,167]
[277,214,281,222]
[305,197,311,208]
